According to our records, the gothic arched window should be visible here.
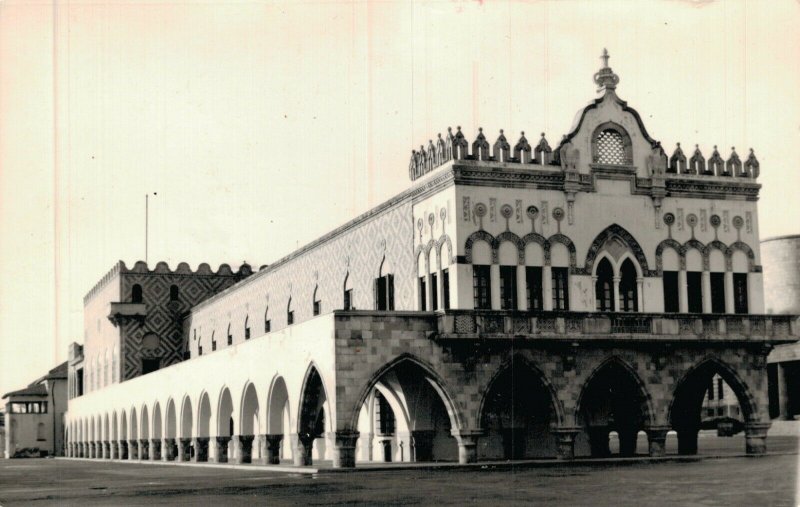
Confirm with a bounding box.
[619,259,638,312]
[595,258,614,311]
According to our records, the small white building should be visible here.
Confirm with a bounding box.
[3,362,68,458]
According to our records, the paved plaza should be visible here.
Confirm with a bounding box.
[0,436,797,506]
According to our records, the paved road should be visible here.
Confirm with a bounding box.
[0,436,798,506]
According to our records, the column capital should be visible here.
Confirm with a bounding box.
[450,428,485,440]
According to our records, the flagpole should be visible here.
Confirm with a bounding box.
[145,193,149,264]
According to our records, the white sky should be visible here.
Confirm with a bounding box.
[1,0,798,395]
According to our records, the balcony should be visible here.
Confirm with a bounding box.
[107,302,147,326]
[436,310,799,344]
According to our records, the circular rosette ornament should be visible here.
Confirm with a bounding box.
[663,213,675,227]
[474,202,488,218]
[500,204,514,220]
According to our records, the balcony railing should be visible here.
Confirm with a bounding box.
[436,310,799,342]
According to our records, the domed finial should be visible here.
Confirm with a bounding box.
[593,48,619,93]
[499,129,504,134]
[541,132,545,138]
[521,131,525,136]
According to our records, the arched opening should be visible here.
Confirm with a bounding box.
[595,258,614,311]
[180,397,193,460]
[669,359,754,455]
[619,258,638,312]
[240,382,260,463]
[140,405,150,459]
[376,256,395,310]
[428,246,439,311]
[287,297,294,326]
[152,403,163,459]
[576,359,651,457]
[216,387,234,463]
[266,376,292,464]
[471,239,492,310]
[120,410,128,457]
[686,248,704,313]
[312,286,321,316]
[197,392,212,462]
[164,399,177,460]
[37,422,46,441]
[297,366,331,465]
[354,357,459,465]
[417,251,428,311]
[498,241,518,310]
[479,360,559,460]
[343,272,354,310]
[131,284,143,303]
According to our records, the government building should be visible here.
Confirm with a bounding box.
[63,52,798,468]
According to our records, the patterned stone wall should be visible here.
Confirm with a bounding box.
[117,262,250,381]
[186,201,415,357]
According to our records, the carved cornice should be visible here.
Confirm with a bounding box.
[664,176,760,201]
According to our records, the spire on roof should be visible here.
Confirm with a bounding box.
[593,48,619,93]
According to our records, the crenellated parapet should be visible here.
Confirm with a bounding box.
[666,144,759,179]
[83,260,253,305]
[409,127,557,181]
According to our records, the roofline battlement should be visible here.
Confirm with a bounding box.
[83,260,253,305]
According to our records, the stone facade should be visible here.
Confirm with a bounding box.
[65,52,798,468]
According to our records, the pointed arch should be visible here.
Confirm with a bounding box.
[266,374,291,434]
[165,398,177,439]
[668,356,759,425]
[216,385,235,437]
[464,230,496,264]
[575,356,655,426]
[239,381,260,436]
[179,395,193,440]
[476,354,565,428]
[347,353,463,433]
[584,224,650,276]
[297,362,331,437]
[703,240,729,271]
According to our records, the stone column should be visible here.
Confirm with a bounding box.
[292,433,315,466]
[437,267,446,311]
[149,439,161,461]
[425,272,434,311]
[162,438,176,461]
[701,271,712,313]
[676,428,698,455]
[612,276,622,312]
[552,427,581,460]
[192,437,208,462]
[81,442,88,458]
[516,265,527,310]
[490,265,501,310]
[177,438,191,462]
[211,436,231,463]
[542,266,553,311]
[645,426,670,457]
[410,430,435,462]
[263,434,283,465]
[118,440,128,460]
[332,431,360,468]
[451,429,484,464]
[678,270,689,313]
[744,422,770,455]
[234,435,254,464]
[128,440,138,460]
[139,439,149,460]
[108,441,116,459]
[724,271,735,314]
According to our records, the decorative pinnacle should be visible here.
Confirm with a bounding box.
[593,48,619,93]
